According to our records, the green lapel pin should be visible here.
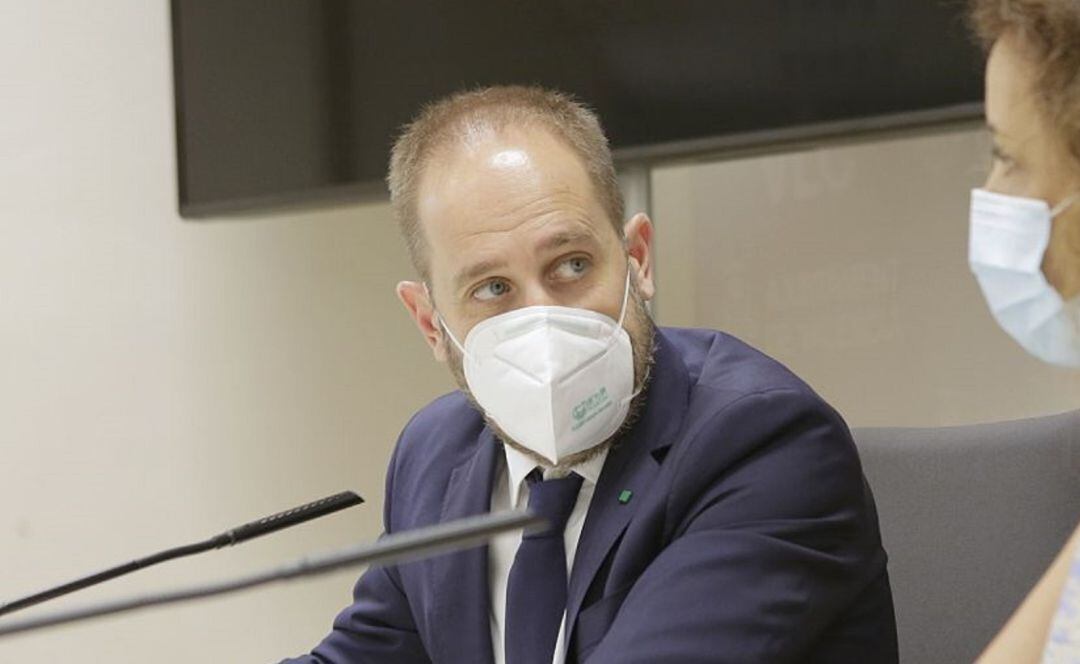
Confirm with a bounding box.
[618,489,633,504]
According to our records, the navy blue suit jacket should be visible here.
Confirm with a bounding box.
[284,327,897,663]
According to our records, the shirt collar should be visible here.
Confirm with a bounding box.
[503,444,609,510]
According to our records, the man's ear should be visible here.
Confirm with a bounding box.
[623,213,656,301]
[396,281,450,362]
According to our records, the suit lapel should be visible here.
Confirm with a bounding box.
[564,427,660,639]
[428,429,499,664]
[564,330,691,643]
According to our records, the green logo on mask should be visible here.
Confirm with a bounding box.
[571,386,611,431]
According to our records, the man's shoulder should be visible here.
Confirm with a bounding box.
[379,391,490,531]
[402,390,479,434]
[659,327,863,515]
[395,390,485,456]
[661,326,822,411]
[660,326,851,469]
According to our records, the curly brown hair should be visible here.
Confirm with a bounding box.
[969,0,1080,167]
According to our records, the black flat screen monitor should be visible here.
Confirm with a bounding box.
[171,1,983,217]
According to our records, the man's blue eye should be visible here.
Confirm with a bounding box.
[555,257,591,279]
[474,280,510,301]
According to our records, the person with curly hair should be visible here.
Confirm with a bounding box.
[967,1,1080,660]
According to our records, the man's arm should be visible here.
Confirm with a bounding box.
[281,429,432,664]
[585,388,893,663]
[280,562,431,664]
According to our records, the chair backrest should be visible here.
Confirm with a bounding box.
[853,409,1080,664]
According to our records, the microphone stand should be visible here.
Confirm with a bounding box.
[0,491,363,617]
[0,509,543,639]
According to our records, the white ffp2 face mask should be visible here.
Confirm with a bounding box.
[437,269,637,465]
[969,187,1080,368]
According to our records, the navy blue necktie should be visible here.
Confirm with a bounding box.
[505,470,584,664]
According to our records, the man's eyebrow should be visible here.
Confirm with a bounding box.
[535,228,600,253]
[451,229,601,291]
[454,258,508,290]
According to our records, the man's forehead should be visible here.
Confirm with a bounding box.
[416,126,612,269]
[424,125,588,191]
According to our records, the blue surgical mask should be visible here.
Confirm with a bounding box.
[968,187,1080,367]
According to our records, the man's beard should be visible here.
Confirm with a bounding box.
[444,283,657,474]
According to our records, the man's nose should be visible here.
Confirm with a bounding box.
[519,282,560,308]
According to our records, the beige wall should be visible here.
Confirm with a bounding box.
[5,2,1079,661]
[653,127,1080,427]
[1,1,450,660]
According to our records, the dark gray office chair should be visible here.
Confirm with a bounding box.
[853,409,1080,664]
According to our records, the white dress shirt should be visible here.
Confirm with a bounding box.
[489,445,609,664]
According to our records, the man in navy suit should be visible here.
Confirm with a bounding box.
[283,86,897,663]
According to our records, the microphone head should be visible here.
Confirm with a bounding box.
[219,491,364,547]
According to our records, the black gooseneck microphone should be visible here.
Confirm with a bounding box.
[0,509,543,639]
[0,490,363,618]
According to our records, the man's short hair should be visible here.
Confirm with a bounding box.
[387,85,625,279]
